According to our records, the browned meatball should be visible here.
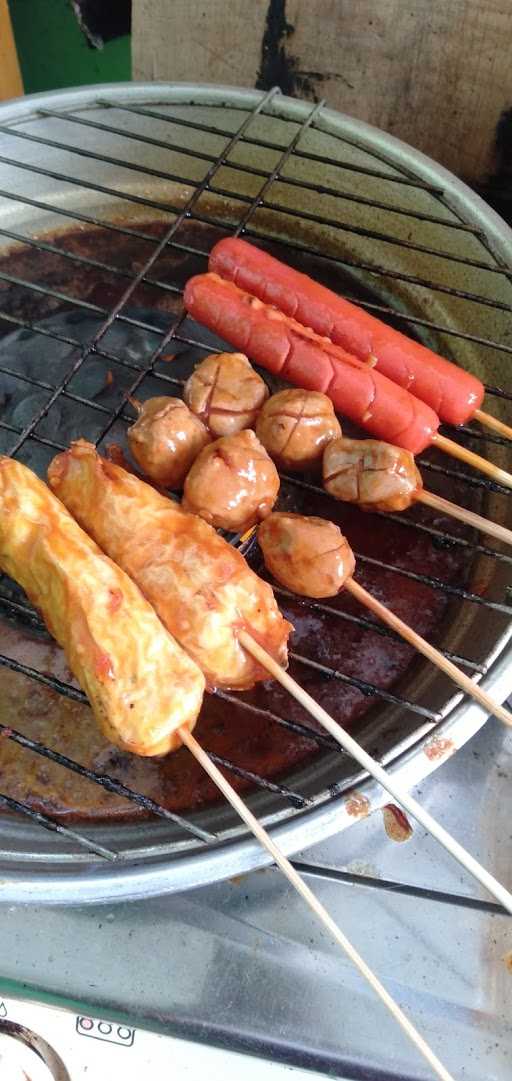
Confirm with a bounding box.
[128,397,210,488]
[323,437,423,512]
[182,429,279,533]
[258,513,355,598]
[256,389,341,472]
[184,352,268,437]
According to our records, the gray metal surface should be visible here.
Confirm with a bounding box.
[1,717,511,1079]
[0,83,510,902]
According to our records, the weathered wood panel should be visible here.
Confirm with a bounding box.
[133,0,512,183]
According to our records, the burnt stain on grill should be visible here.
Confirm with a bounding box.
[255,0,352,101]
[0,217,476,822]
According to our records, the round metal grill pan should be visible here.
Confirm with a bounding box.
[0,84,510,903]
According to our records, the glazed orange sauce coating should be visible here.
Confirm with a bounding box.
[323,437,423,513]
[256,388,341,472]
[48,441,291,691]
[128,396,210,488]
[182,429,280,533]
[184,351,269,437]
[259,512,356,599]
[0,457,205,756]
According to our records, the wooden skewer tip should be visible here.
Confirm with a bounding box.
[474,408,512,441]
[433,433,512,489]
[238,630,512,917]
[418,489,512,549]
[179,724,455,1081]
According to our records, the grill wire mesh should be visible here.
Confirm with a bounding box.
[0,86,510,877]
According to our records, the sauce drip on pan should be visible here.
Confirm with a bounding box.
[0,218,477,821]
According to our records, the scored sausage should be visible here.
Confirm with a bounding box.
[0,457,205,756]
[48,440,291,692]
[184,273,440,454]
[209,238,484,426]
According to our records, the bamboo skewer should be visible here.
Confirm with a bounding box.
[432,433,512,489]
[343,578,512,727]
[417,489,512,549]
[179,725,455,1081]
[474,408,512,441]
[238,631,512,916]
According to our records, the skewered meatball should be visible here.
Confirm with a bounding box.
[258,512,355,598]
[182,429,279,532]
[184,352,269,437]
[323,437,423,512]
[128,396,210,488]
[256,389,341,472]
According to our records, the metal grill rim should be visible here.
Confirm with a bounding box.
[0,85,509,877]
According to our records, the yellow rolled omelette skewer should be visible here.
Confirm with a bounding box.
[0,457,205,756]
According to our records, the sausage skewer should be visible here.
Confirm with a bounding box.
[179,724,455,1081]
[322,436,512,550]
[184,273,512,489]
[49,448,512,918]
[210,238,512,441]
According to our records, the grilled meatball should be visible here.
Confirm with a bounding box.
[182,429,280,533]
[323,437,423,512]
[127,396,210,488]
[256,389,341,472]
[184,352,268,437]
[258,513,355,598]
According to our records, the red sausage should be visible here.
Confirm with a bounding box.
[209,238,484,426]
[184,273,440,454]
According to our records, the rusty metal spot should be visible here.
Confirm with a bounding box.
[424,737,455,761]
[382,803,413,843]
[503,951,512,973]
[345,791,370,818]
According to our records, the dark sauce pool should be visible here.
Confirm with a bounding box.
[0,218,479,821]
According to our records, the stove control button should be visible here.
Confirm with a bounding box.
[76,1015,134,1046]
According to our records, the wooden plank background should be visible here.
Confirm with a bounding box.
[133,0,512,184]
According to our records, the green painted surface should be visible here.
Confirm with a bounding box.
[8,0,131,94]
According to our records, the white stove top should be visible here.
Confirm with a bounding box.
[0,997,330,1081]
[1,718,512,1080]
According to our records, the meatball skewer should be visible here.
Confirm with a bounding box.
[257,511,512,729]
[256,388,341,471]
[127,396,210,488]
[323,436,512,549]
[182,429,279,532]
[184,351,268,437]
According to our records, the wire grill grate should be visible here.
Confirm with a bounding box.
[0,87,510,871]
